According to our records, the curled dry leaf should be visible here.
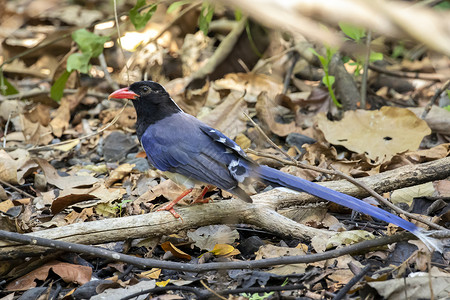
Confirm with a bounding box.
[316,107,431,163]
[256,92,303,137]
[105,163,134,187]
[0,150,19,184]
[5,260,92,291]
[34,158,98,189]
[214,73,283,103]
[49,97,71,137]
[51,184,125,214]
[160,241,191,260]
[187,225,239,251]
[20,114,53,145]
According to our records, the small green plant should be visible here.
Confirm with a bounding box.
[129,0,158,30]
[50,29,109,101]
[0,71,19,96]
[113,199,133,216]
[339,22,383,76]
[310,46,341,108]
[241,278,289,300]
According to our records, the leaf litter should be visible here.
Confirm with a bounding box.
[0,0,449,299]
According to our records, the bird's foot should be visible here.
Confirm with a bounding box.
[191,186,211,204]
[157,204,182,219]
[156,188,193,219]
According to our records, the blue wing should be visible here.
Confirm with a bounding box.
[140,112,250,192]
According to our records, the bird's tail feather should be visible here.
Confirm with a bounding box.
[254,165,442,252]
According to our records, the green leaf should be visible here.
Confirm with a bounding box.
[50,70,72,101]
[198,2,214,35]
[67,53,91,73]
[339,22,366,42]
[234,9,242,21]
[369,51,383,62]
[444,105,450,112]
[129,0,157,30]
[167,0,191,13]
[72,29,109,57]
[0,72,19,96]
[323,75,335,89]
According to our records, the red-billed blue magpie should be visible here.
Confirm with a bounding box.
[109,80,440,251]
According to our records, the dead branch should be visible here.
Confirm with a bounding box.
[0,156,448,260]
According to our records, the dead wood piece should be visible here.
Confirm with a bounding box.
[0,157,448,259]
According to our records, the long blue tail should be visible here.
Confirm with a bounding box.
[254,165,443,252]
[255,165,420,233]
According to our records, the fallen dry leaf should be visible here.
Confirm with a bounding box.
[368,276,450,300]
[256,92,303,137]
[34,158,98,189]
[5,260,92,291]
[187,225,240,252]
[161,241,191,260]
[105,163,134,187]
[214,73,283,103]
[0,150,19,184]
[316,107,431,163]
[49,97,71,137]
[21,114,53,145]
[199,90,248,139]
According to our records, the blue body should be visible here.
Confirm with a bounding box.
[141,111,420,234]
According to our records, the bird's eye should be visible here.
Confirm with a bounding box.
[141,86,151,94]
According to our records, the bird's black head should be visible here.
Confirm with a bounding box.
[109,80,182,140]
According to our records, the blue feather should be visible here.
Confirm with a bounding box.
[254,165,419,233]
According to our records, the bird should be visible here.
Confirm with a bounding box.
[109,80,441,251]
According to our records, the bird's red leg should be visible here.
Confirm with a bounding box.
[157,188,193,218]
[192,186,211,204]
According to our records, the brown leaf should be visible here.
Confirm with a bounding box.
[34,158,98,189]
[49,97,71,137]
[24,104,51,126]
[161,241,191,260]
[214,73,283,103]
[316,107,431,163]
[51,184,125,214]
[199,90,248,139]
[0,150,19,184]
[105,163,134,187]
[21,114,53,145]
[255,92,303,137]
[5,261,92,291]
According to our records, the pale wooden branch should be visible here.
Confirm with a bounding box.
[0,157,449,260]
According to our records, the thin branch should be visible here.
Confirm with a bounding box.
[0,179,35,200]
[243,112,296,163]
[421,79,450,119]
[369,64,447,81]
[0,229,438,272]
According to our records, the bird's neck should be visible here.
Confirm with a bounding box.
[133,97,182,141]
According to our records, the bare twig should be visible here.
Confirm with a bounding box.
[28,100,130,152]
[150,1,202,43]
[98,53,119,90]
[0,229,434,271]
[333,264,372,300]
[369,64,448,81]
[243,112,296,163]
[2,112,12,148]
[360,30,372,109]
[2,88,108,101]
[421,79,450,119]
[0,179,35,200]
